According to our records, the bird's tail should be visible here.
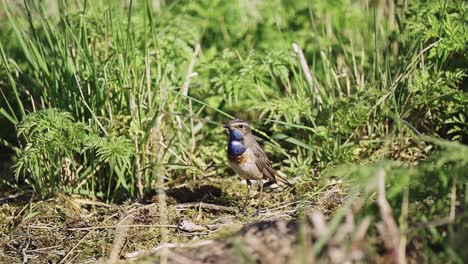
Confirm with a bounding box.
[274,171,293,188]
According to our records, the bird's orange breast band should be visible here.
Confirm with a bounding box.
[228,153,248,164]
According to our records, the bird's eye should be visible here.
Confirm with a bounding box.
[238,124,244,128]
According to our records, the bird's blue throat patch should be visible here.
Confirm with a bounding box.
[228,140,246,156]
[227,129,246,156]
[228,129,244,141]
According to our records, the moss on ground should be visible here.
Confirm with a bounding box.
[0,175,322,263]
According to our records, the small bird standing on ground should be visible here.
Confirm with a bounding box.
[224,118,292,213]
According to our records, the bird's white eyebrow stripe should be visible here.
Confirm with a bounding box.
[232,122,247,126]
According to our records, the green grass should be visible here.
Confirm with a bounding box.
[0,0,467,262]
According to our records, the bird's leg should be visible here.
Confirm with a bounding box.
[241,179,251,214]
[253,179,264,216]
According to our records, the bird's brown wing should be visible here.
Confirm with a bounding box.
[252,142,293,187]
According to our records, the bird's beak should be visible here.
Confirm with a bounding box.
[223,124,230,129]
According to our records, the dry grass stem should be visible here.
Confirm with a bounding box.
[175,202,239,214]
[108,214,134,263]
[376,169,403,264]
[292,42,323,110]
[60,213,119,264]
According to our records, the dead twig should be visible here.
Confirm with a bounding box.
[406,216,454,233]
[25,224,58,230]
[125,240,215,259]
[26,245,62,253]
[66,224,177,231]
[175,202,239,214]
[72,198,112,208]
[0,191,26,202]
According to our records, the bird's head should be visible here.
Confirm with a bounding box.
[223,119,251,141]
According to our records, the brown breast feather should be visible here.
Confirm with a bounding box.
[228,153,248,164]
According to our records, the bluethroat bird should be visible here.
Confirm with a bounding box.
[224,119,292,212]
